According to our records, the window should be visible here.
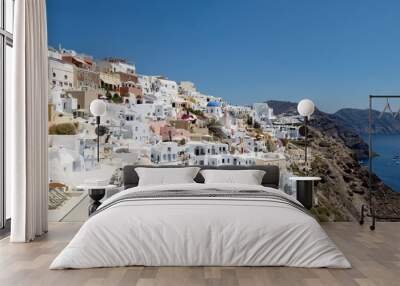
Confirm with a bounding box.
[4,0,13,33]
[64,75,67,80]
[1,0,14,231]
[53,72,56,77]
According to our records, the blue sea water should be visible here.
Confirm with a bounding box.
[361,134,400,192]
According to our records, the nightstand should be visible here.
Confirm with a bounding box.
[289,177,321,210]
[77,184,116,215]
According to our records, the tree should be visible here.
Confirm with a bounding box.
[246,116,253,126]
[207,118,226,140]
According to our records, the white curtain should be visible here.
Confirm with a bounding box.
[9,0,48,242]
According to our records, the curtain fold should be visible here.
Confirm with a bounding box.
[9,0,48,242]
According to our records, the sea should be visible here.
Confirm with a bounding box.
[361,134,400,192]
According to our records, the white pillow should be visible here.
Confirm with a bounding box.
[200,169,266,185]
[136,167,200,186]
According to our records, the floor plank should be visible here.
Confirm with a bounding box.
[0,222,399,286]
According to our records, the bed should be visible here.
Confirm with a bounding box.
[50,165,350,269]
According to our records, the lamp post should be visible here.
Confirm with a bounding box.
[90,99,107,162]
[297,99,315,163]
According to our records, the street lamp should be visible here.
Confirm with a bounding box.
[90,99,107,162]
[297,99,315,163]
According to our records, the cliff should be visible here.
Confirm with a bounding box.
[334,108,400,135]
[267,101,369,160]
[267,100,400,222]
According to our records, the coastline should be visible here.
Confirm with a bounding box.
[361,134,400,192]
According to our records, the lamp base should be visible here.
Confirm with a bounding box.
[296,181,313,210]
[88,188,105,215]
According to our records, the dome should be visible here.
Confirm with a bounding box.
[207,101,221,107]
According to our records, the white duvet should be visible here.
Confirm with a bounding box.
[50,183,351,269]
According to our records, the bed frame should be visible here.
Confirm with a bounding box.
[122,165,280,190]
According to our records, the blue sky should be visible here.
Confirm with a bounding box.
[47,0,400,113]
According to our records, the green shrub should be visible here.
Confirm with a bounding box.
[49,123,77,135]
[112,93,123,103]
[185,107,203,116]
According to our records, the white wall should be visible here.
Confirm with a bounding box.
[49,58,74,89]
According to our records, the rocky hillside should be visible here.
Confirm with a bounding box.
[268,100,400,222]
[267,101,369,160]
[334,108,400,135]
[306,126,400,221]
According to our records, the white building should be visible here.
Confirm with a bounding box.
[48,135,87,180]
[78,133,97,171]
[186,141,228,156]
[97,59,136,75]
[185,141,229,165]
[151,142,179,164]
[206,101,223,118]
[52,92,78,113]
[231,129,247,145]
[48,57,74,90]
[227,105,252,118]
[112,61,135,75]
[254,140,267,152]
[231,155,256,166]
[272,125,300,140]
[137,75,159,95]
[179,81,196,94]
[123,120,151,143]
[130,103,156,120]
[157,78,178,98]
[186,153,256,167]
[49,146,84,174]
[243,136,255,153]
[112,146,140,164]
[252,103,275,128]
[154,104,165,119]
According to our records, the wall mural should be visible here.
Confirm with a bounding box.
[47,46,400,223]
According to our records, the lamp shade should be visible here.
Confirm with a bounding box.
[297,99,315,117]
[90,99,107,117]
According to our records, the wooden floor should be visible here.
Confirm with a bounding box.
[0,222,399,286]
